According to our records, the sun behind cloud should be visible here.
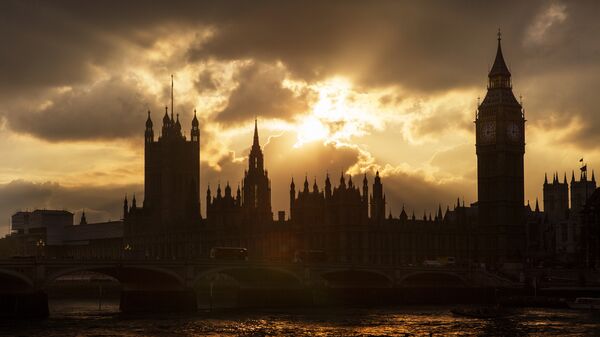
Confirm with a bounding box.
[293,77,384,148]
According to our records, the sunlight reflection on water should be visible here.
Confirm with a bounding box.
[1,300,599,336]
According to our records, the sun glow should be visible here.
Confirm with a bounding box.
[294,77,379,148]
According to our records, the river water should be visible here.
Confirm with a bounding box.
[1,300,599,336]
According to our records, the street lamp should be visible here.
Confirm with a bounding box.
[36,239,45,258]
[123,243,132,259]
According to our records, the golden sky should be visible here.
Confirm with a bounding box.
[1,1,599,233]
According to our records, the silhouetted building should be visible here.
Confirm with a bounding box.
[124,83,202,258]
[475,32,526,262]
[1,209,122,259]
[142,106,200,227]
[529,168,597,264]
[543,173,569,223]
[241,120,273,222]
[581,187,600,268]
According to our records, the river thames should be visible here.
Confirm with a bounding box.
[1,300,599,336]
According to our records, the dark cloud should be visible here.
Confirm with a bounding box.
[215,62,310,123]
[0,180,142,235]
[195,69,219,93]
[5,77,160,141]
[1,1,600,145]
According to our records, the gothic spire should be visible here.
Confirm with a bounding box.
[146,110,153,128]
[171,74,174,119]
[192,109,199,127]
[253,118,260,148]
[303,175,309,192]
[535,198,540,212]
[163,106,170,125]
[80,210,87,225]
[489,29,511,79]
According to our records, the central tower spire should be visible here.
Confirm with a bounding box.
[171,74,174,118]
[488,29,511,89]
[253,118,260,149]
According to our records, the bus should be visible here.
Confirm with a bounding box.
[293,250,327,264]
[209,247,248,261]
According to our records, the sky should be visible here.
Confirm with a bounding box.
[1,0,599,234]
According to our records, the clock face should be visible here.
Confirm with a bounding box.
[507,122,521,141]
[480,120,496,143]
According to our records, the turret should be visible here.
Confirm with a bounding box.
[325,173,332,199]
[303,175,309,193]
[339,172,346,189]
[191,109,199,142]
[313,178,319,193]
[162,106,170,137]
[225,182,232,198]
[399,205,408,222]
[174,114,182,136]
[362,174,368,200]
[145,110,154,143]
[206,184,212,208]
[80,211,87,225]
[123,195,128,220]
[290,178,295,217]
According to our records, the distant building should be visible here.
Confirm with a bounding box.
[581,187,600,268]
[528,168,597,264]
[1,210,122,258]
[8,210,73,256]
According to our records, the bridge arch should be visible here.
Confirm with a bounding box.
[0,268,34,291]
[43,265,187,290]
[194,266,303,288]
[398,271,468,287]
[319,268,393,288]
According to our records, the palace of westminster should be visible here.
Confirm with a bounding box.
[5,35,600,269]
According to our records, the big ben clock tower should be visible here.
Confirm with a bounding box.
[475,32,526,262]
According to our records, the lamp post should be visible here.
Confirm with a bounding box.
[123,243,132,260]
[36,239,45,259]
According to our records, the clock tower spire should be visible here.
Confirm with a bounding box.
[475,31,526,262]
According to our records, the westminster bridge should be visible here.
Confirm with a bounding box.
[0,258,516,317]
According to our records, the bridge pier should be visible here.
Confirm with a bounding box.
[119,289,197,313]
[0,291,49,319]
